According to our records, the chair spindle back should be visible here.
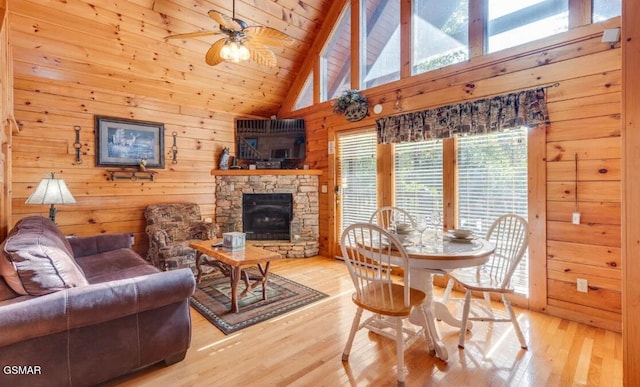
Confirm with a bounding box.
[340,223,411,311]
[481,214,528,289]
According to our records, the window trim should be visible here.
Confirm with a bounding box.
[319,3,352,102]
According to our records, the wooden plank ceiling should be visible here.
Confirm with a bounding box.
[9,0,333,117]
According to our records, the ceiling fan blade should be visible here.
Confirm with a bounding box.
[205,39,228,66]
[208,10,244,32]
[165,30,219,39]
[245,26,295,47]
[244,41,277,67]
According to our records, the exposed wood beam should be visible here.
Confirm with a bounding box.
[569,0,592,28]
[400,0,411,78]
[468,0,485,58]
[350,0,360,90]
[622,0,640,384]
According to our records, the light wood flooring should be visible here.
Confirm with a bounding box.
[108,257,622,387]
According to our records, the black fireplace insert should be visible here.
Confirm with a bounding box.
[242,193,293,240]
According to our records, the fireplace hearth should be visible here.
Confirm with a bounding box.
[242,193,293,240]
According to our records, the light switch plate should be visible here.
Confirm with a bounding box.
[577,278,588,293]
[572,212,581,225]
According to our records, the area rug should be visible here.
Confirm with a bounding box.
[190,268,329,334]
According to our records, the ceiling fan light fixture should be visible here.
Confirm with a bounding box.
[220,40,250,63]
[166,2,293,67]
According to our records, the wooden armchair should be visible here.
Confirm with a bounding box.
[446,214,529,349]
[340,222,430,386]
[144,203,220,272]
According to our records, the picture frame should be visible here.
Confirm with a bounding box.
[95,115,165,168]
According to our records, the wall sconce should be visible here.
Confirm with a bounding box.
[25,172,76,223]
[171,131,178,164]
[73,125,82,164]
[601,28,620,49]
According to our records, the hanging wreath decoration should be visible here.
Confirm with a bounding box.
[333,89,369,122]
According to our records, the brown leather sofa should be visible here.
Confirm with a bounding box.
[0,216,195,386]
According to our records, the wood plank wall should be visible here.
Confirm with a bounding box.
[3,1,275,255]
[282,19,623,331]
[0,0,11,238]
[10,78,234,256]
[2,0,331,254]
[5,1,243,257]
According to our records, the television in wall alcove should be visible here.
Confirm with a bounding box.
[236,118,306,165]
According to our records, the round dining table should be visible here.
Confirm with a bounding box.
[402,236,495,361]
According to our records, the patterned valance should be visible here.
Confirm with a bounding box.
[376,88,549,144]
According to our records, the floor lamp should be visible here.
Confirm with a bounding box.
[25,172,77,223]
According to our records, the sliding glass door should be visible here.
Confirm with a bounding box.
[457,127,529,295]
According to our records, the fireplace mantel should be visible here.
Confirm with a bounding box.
[211,169,322,176]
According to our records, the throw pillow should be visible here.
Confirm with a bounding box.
[0,216,88,296]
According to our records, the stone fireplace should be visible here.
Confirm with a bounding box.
[213,171,320,257]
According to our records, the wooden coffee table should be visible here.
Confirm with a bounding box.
[189,239,282,313]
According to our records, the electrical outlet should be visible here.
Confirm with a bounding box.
[129,233,135,246]
[572,212,581,225]
[577,278,588,293]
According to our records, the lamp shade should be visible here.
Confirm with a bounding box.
[219,39,251,63]
[25,174,76,205]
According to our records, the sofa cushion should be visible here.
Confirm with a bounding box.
[0,276,18,301]
[75,248,160,284]
[0,216,89,296]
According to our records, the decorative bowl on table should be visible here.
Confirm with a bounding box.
[450,229,474,239]
[395,223,413,234]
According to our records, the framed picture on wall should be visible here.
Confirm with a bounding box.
[95,115,165,168]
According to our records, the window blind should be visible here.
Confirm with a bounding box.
[337,131,378,232]
[457,127,528,294]
[394,140,444,219]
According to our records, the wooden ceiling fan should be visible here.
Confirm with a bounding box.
[165,0,294,67]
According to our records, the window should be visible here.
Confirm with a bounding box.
[293,0,611,107]
[412,0,469,75]
[320,5,351,102]
[592,0,621,23]
[391,131,529,296]
[294,73,313,110]
[486,0,569,53]
[361,0,401,88]
[457,128,529,294]
[337,131,378,232]
[394,140,444,220]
